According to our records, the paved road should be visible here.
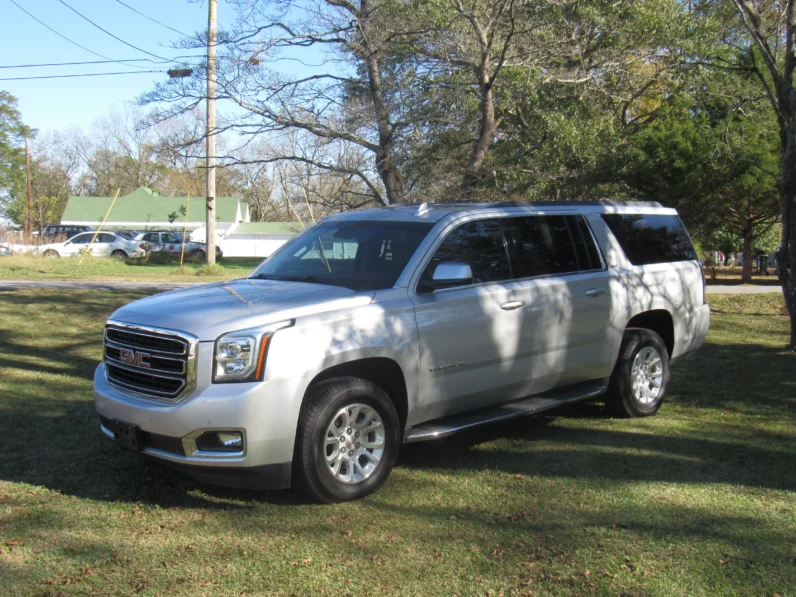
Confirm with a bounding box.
[0,279,783,294]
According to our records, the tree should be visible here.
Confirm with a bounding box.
[145,0,420,206]
[0,91,34,224]
[723,0,796,348]
[401,0,698,201]
[625,103,780,283]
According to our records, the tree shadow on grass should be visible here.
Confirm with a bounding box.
[397,408,796,492]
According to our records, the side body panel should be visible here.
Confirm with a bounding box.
[525,270,614,395]
[411,281,531,421]
[586,213,709,364]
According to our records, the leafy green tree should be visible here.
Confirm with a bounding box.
[721,0,796,348]
[0,91,34,225]
[623,96,780,283]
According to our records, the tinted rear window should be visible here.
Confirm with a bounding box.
[602,214,697,265]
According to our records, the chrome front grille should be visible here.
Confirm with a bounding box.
[104,322,197,401]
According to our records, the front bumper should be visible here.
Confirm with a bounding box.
[94,361,306,490]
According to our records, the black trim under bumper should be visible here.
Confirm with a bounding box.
[156,459,292,491]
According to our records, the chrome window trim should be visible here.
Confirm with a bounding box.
[411,211,609,296]
[104,320,198,403]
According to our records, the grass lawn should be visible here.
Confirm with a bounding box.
[0,255,262,283]
[0,290,794,596]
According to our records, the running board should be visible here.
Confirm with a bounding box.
[403,379,609,443]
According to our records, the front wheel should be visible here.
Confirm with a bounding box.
[605,328,670,417]
[191,249,206,262]
[43,249,59,258]
[293,377,400,503]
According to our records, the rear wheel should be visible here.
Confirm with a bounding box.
[293,377,400,503]
[43,249,59,258]
[111,250,128,260]
[605,328,670,417]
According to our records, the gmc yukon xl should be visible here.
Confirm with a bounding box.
[94,201,710,502]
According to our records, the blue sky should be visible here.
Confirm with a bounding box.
[0,0,254,134]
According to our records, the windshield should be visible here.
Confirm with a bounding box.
[250,220,433,291]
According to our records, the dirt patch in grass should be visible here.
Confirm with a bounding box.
[0,290,794,596]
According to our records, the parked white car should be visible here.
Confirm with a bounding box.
[37,231,146,259]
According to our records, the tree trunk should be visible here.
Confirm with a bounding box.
[365,50,404,205]
[741,233,753,284]
[460,62,499,202]
[778,91,796,350]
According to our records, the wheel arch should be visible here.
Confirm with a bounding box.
[625,309,675,356]
[305,357,409,430]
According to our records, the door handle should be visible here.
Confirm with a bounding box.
[585,288,606,298]
[500,300,526,311]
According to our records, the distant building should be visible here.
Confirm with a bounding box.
[60,187,300,257]
[60,187,249,233]
[192,221,300,257]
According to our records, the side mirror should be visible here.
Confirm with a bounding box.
[421,262,473,292]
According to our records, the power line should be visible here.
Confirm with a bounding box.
[57,0,170,61]
[113,0,189,37]
[0,56,206,69]
[6,0,150,69]
[0,70,163,82]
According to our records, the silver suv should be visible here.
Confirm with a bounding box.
[94,201,710,502]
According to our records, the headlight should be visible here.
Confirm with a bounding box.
[213,321,293,383]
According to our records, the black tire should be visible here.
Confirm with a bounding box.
[111,250,128,260]
[43,249,59,258]
[605,328,670,418]
[191,249,206,262]
[293,377,400,503]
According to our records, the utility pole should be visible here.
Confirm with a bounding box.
[25,137,32,243]
[205,0,217,265]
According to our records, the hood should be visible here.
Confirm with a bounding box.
[110,278,374,340]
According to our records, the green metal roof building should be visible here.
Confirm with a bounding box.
[60,187,249,231]
[60,187,303,256]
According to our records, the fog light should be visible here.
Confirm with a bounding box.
[192,430,245,453]
[217,432,243,448]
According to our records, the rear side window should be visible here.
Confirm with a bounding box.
[503,215,603,278]
[97,233,115,243]
[424,219,510,284]
[602,214,697,265]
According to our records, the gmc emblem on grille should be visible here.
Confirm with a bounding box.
[119,348,151,368]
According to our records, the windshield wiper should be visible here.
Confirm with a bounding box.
[286,275,325,284]
[315,238,332,273]
[251,273,349,288]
